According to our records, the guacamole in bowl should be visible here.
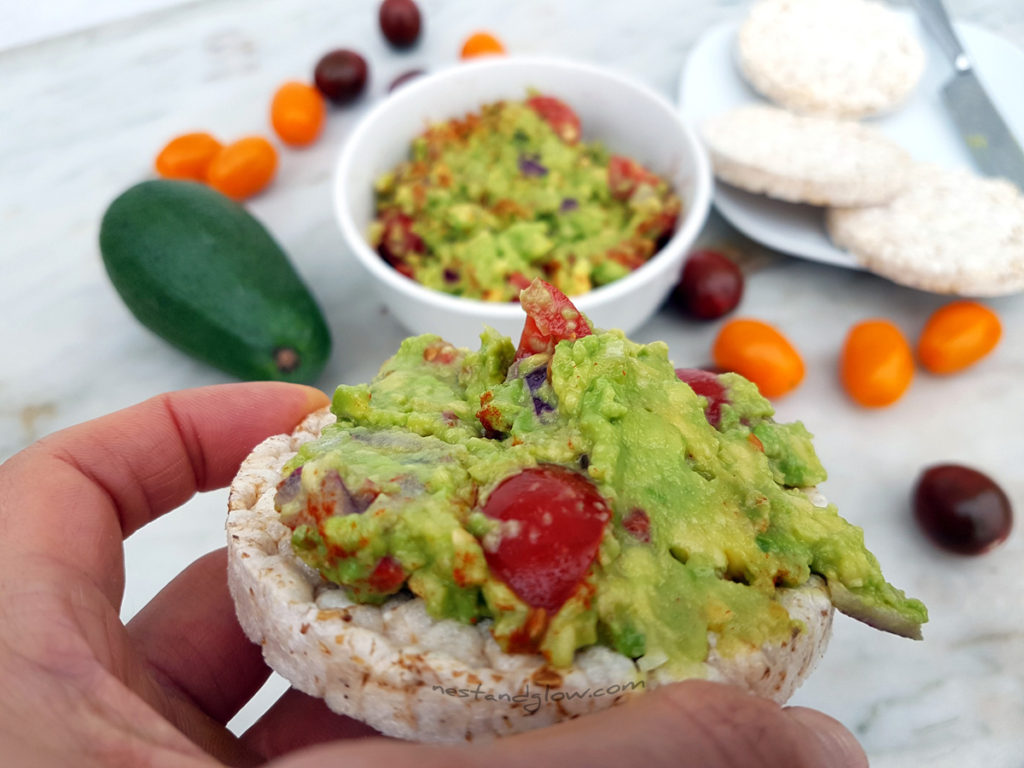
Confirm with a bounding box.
[370,95,682,301]
[334,57,711,346]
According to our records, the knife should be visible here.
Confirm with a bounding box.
[911,0,1024,190]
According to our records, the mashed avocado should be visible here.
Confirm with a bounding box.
[275,312,928,675]
[369,96,681,300]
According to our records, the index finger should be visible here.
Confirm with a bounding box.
[0,382,329,604]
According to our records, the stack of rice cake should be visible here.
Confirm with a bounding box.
[701,0,1024,296]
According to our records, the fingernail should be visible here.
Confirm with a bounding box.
[785,707,868,768]
[302,385,331,410]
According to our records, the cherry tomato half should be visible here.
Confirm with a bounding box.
[376,209,425,277]
[526,95,581,144]
[482,465,610,612]
[607,155,660,200]
[515,279,592,360]
[675,368,728,427]
[367,555,406,594]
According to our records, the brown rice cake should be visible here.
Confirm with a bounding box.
[737,0,925,119]
[703,104,911,206]
[827,163,1024,295]
[226,408,834,742]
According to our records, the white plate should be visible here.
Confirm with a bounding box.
[678,13,1024,268]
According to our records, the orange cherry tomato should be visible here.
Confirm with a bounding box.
[271,81,326,147]
[712,318,804,398]
[154,132,222,181]
[840,319,914,408]
[460,31,505,59]
[206,137,278,200]
[917,300,1002,375]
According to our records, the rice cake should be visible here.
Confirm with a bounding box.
[738,0,925,118]
[226,407,834,742]
[703,104,911,207]
[827,163,1024,295]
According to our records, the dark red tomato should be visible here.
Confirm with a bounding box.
[377,209,424,273]
[515,279,592,360]
[526,96,581,144]
[607,155,659,200]
[913,464,1012,555]
[388,68,425,92]
[621,508,651,543]
[482,466,610,612]
[675,368,728,428]
[368,555,406,593]
[508,271,532,294]
[314,49,369,105]
[379,0,421,48]
[607,239,652,271]
[672,249,744,320]
[638,206,680,248]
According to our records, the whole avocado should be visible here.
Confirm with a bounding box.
[100,180,331,383]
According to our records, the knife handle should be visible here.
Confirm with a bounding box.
[911,0,972,72]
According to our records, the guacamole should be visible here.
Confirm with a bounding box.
[369,95,682,301]
[275,283,927,674]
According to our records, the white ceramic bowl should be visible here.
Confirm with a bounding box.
[334,56,712,348]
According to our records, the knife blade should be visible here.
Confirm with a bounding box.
[912,0,1024,190]
[941,70,1024,190]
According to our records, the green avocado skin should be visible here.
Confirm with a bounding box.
[99,180,331,383]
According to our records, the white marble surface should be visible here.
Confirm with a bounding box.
[1,0,1023,762]
[0,0,191,50]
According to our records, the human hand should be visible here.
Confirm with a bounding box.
[0,383,867,768]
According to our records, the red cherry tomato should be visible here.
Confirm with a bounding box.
[526,95,581,144]
[508,271,532,294]
[515,279,592,360]
[388,68,425,93]
[914,464,1012,555]
[482,466,611,612]
[607,155,660,200]
[621,508,651,543]
[675,368,728,427]
[379,0,421,48]
[368,555,406,593]
[672,249,744,320]
[376,209,424,277]
[314,49,369,105]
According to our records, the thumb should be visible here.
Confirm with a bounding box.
[783,706,868,767]
[267,680,867,768]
